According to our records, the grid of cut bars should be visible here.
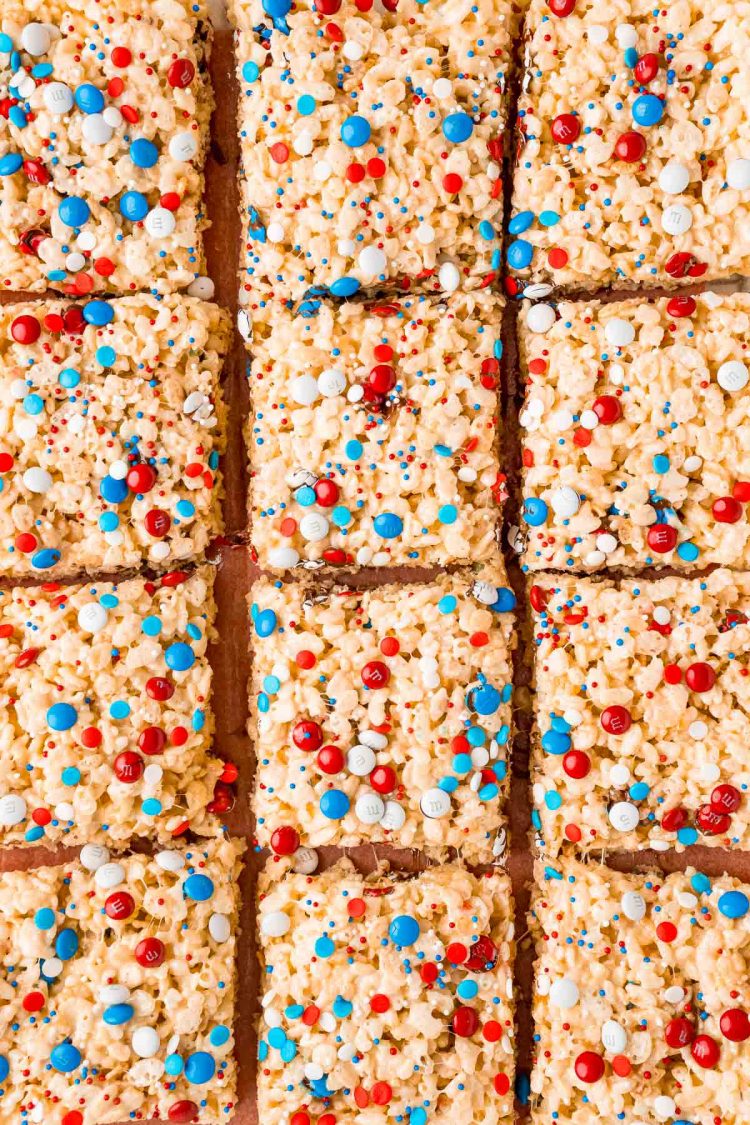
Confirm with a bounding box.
[0,0,749,1123]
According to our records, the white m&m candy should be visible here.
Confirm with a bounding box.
[717,360,748,392]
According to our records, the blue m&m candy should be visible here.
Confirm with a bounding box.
[388,914,420,947]
[442,112,473,143]
[340,115,371,147]
[58,196,90,227]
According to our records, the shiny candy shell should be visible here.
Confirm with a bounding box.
[620,890,646,921]
[608,801,639,832]
[717,360,749,392]
[261,911,291,938]
[420,788,451,819]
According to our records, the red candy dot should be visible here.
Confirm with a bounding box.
[270,826,300,856]
[368,364,396,395]
[562,750,590,779]
[720,1008,750,1042]
[548,0,576,17]
[113,751,143,783]
[370,994,391,1013]
[551,113,580,144]
[592,395,622,424]
[697,803,731,835]
[666,295,696,318]
[494,1072,511,1095]
[713,496,743,523]
[80,726,102,748]
[11,315,41,344]
[290,1114,310,1125]
[293,719,323,752]
[446,942,467,964]
[691,1034,720,1069]
[135,937,165,966]
[367,157,386,178]
[661,807,687,832]
[296,649,316,669]
[146,676,174,702]
[15,533,37,553]
[685,662,716,692]
[466,935,498,972]
[443,172,463,193]
[711,784,741,813]
[105,891,136,921]
[600,705,631,736]
[663,663,682,684]
[614,131,646,163]
[574,1051,604,1083]
[647,524,677,554]
[548,247,569,269]
[361,660,390,689]
[62,1114,83,1125]
[317,745,344,774]
[733,481,750,503]
[452,1006,479,1038]
[23,991,45,1012]
[167,59,195,88]
[346,162,365,182]
[656,921,677,943]
[371,1081,392,1105]
[665,1017,695,1048]
[111,47,132,67]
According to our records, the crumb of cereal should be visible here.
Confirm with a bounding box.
[230,0,515,301]
[0,0,214,296]
[530,568,750,856]
[519,291,750,571]
[0,294,229,576]
[0,568,232,848]
[508,0,750,291]
[250,566,515,862]
[531,857,750,1123]
[243,291,505,569]
[258,858,515,1124]
[0,837,243,1124]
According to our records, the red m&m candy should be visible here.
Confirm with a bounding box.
[574,1051,604,1083]
[600,705,631,735]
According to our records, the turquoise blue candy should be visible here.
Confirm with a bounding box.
[31,548,60,569]
[314,935,335,958]
[59,367,80,388]
[0,153,22,176]
[388,914,420,946]
[83,300,113,326]
[653,454,670,474]
[254,608,277,638]
[55,928,79,960]
[373,512,403,539]
[99,474,128,504]
[58,196,90,227]
[507,239,533,269]
[457,979,479,999]
[470,684,501,716]
[242,61,259,82]
[103,1004,134,1025]
[329,276,360,297]
[523,497,548,526]
[47,703,77,731]
[691,872,712,895]
[74,83,104,113]
[677,541,699,562]
[345,439,363,459]
[120,190,149,221]
[130,138,159,168]
[340,115,371,147]
[539,210,560,227]
[442,112,473,143]
[165,1053,184,1075]
[295,485,316,507]
[509,211,534,235]
[632,93,664,126]
[165,642,195,672]
[320,789,350,819]
[210,1025,231,1047]
[297,94,316,115]
[0,33,13,51]
[541,729,571,755]
[50,1043,81,1073]
[184,874,215,901]
[35,907,55,929]
[185,1051,216,1085]
[718,890,749,919]
[438,504,457,524]
[410,1109,428,1125]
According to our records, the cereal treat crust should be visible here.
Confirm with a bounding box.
[0,568,226,848]
[245,291,504,570]
[258,860,515,1124]
[531,858,750,1125]
[530,569,750,856]
[0,0,212,296]
[250,567,515,862]
[231,0,514,301]
[508,0,750,290]
[0,295,229,576]
[0,837,243,1125]
[520,291,750,572]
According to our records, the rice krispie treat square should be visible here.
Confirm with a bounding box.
[0,294,229,577]
[0,567,228,848]
[244,291,505,570]
[250,567,515,862]
[507,0,750,292]
[0,837,243,1125]
[520,291,750,572]
[0,0,213,296]
[231,0,514,302]
[531,857,750,1124]
[530,569,750,856]
[258,859,516,1124]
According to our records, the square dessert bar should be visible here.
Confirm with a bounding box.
[531,858,750,1124]
[258,860,515,1125]
[508,0,750,291]
[0,294,229,576]
[250,566,515,862]
[0,0,213,296]
[0,567,226,848]
[530,569,750,856]
[231,0,514,302]
[520,291,750,572]
[245,291,504,570]
[0,837,243,1125]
